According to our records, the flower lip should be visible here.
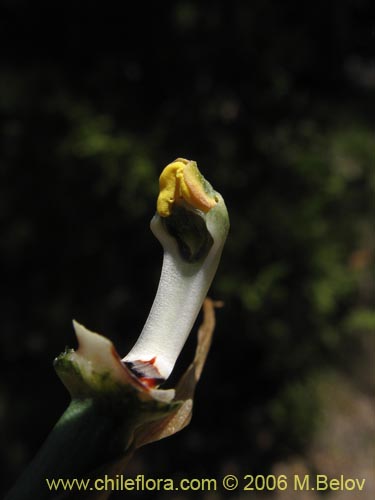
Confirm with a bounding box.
[157,158,218,218]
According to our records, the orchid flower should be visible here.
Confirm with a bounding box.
[5,158,229,500]
[123,157,229,383]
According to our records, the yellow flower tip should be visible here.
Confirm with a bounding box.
[156,158,218,217]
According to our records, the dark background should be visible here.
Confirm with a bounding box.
[1,0,374,498]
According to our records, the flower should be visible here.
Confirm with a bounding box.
[56,157,229,396]
[53,157,229,483]
[6,158,229,500]
[123,157,229,382]
[55,157,229,424]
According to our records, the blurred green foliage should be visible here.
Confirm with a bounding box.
[0,0,373,497]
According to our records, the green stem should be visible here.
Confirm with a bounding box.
[5,399,131,500]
